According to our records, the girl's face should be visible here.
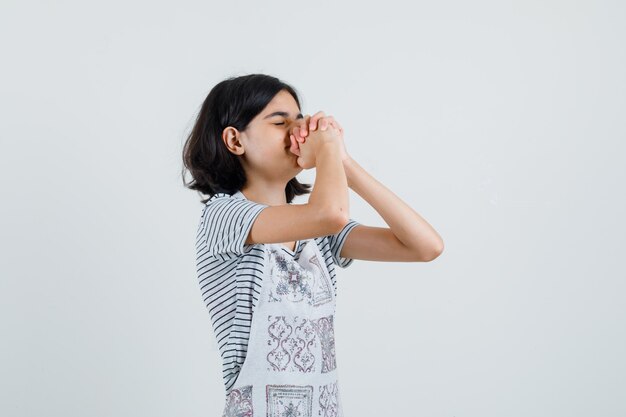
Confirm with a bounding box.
[237,90,305,180]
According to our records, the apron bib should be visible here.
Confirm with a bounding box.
[221,239,344,417]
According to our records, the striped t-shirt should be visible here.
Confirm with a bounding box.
[195,191,360,393]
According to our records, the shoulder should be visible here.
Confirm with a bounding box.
[201,192,268,220]
[197,192,269,260]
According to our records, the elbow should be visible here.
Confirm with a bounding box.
[327,210,350,235]
[310,202,350,235]
[423,240,444,262]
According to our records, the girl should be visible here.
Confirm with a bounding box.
[182,73,444,417]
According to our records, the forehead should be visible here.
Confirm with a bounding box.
[262,90,301,119]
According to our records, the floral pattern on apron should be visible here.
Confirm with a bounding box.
[221,239,345,417]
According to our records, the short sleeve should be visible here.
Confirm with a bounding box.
[328,218,360,268]
[199,196,268,261]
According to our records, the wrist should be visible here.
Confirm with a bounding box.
[342,156,356,187]
[315,141,341,155]
[341,155,355,167]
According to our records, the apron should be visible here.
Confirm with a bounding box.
[221,239,345,417]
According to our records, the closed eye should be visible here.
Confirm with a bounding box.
[273,122,285,125]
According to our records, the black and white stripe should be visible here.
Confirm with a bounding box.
[195,192,360,393]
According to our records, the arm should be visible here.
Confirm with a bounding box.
[308,143,349,224]
[340,157,444,262]
[246,132,349,246]
[291,113,442,262]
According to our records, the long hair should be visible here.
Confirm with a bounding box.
[182,73,312,204]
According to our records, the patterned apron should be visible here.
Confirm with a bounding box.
[221,239,344,417]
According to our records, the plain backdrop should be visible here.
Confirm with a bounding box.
[1,1,625,416]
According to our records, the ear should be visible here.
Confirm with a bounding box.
[222,126,245,156]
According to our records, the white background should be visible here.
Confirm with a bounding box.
[1,1,625,416]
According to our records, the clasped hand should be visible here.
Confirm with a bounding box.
[288,111,350,168]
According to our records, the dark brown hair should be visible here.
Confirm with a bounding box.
[182,73,312,204]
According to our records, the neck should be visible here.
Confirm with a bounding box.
[240,181,289,206]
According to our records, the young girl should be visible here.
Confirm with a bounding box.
[182,73,444,417]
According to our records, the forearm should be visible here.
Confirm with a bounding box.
[342,157,443,255]
[309,144,350,223]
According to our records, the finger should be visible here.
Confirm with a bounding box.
[319,116,336,132]
[294,126,304,140]
[309,111,326,130]
[326,119,343,137]
[299,115,311,138]
[324,116,342,133]
[289,134,301,156]
[290,115,308,140]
